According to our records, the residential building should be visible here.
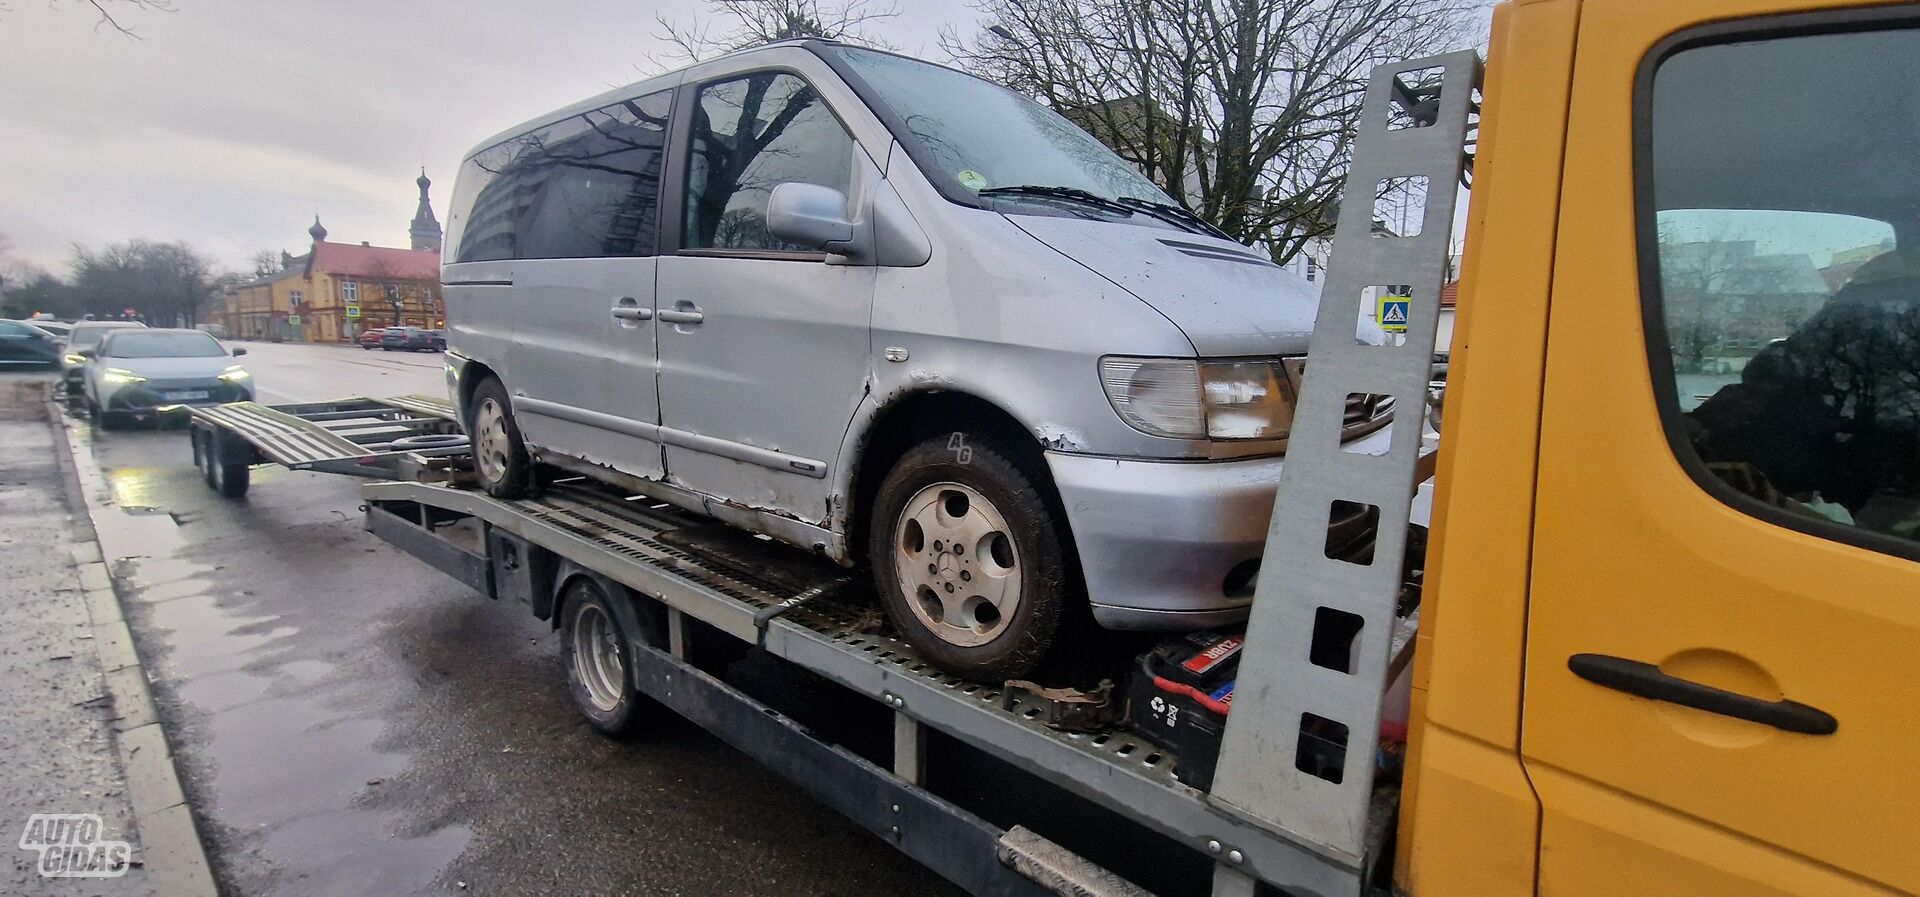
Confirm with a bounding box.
[218,173,445,342]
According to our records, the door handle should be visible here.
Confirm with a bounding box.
[611,306,653,321]
[658,307,704,325]
[1568,653,1837,735]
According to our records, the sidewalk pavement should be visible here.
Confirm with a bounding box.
[0,377,213,896]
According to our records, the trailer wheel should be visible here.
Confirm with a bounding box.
[208,452,250,499]
[466,376,534,499]
[868,435,1068,681]
[561,578,648,737]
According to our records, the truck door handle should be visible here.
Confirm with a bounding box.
[658,306,704,325]
[1568,654,1837,735]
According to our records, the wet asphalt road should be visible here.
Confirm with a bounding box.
[61,343,961,896]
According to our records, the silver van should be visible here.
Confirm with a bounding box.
[442,40,1391,679]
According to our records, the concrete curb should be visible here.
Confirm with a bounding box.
[47,400,220,897]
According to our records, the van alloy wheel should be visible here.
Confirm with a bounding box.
[892,482,1022,648]
[473,396,511,484]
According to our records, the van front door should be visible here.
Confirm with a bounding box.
[655,68,875,539]
[1525,6,1920,896]
[470,91,673,480]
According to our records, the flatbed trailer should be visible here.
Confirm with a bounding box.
[180,49,1479,897]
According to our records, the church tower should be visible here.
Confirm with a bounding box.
[409,169,443,253]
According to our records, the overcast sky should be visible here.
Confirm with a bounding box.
[0,0,962,275]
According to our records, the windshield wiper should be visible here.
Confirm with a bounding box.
[977,185,1142,220]
[1112,196,1231,240]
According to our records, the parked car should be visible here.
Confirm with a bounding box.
[195,323,229,339]
[381,326,442,352]
[61,321,147,394]
[80,328,252,428]
[0,319,63,368]
[358,328,387,349]
[26,320,74,342]
[441,41,1391,679]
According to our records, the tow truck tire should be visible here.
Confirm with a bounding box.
[868,435,1068,681]
[466,376,534,499]
[560,578,649,738]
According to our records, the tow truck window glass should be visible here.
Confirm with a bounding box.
[1647,27,1920,552]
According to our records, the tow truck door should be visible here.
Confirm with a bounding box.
[1522,1,1920,894]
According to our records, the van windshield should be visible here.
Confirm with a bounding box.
[828,47,1179,215]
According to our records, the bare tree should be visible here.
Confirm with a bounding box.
[650,0,898,67]
[10,0,180,38]
[70,239,213,325]
[944,0,1476,262]
[249,249,283,278]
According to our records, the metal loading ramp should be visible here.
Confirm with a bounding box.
[360,478,1362,896]
[187,395,465,476]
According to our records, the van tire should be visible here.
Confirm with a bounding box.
[868,435,1067,681]
[467,376,534,499]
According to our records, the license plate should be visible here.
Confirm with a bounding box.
[162,390,211,401]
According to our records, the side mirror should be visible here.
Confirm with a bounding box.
[766,183,854,252]
[231,347,248,356]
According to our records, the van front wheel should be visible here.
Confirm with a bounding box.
[467,376,534,499]
[869,435,1067,681]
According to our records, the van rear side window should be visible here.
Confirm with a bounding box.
[454,90,672,262]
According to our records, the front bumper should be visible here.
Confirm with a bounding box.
[1046,425,1395,630]
[101,378,251,412]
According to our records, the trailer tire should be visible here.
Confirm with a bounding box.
[868,435,1068,681]
[466,376,534,499]
[209,452,250,499]
[560,578,649,738]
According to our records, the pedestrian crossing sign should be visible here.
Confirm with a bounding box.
[1378,295,1411,333]
[345,305,361,318]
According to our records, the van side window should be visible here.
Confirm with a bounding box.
[1644,28,1920,555]
[455,90,672,263]
[683,72,853,252]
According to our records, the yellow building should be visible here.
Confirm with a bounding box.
[220,173,445,343]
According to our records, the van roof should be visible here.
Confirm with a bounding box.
[464,39,841,161]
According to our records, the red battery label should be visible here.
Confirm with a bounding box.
[1181,636,1243,675]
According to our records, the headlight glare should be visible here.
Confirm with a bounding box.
[1198,359,1299,440]
[64,354,86,365]
[218,366,251,382]
[101,368,146,384]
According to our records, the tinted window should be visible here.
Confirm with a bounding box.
[1647,27,1920,552]
[683,72,854,252]
[0,322,40,337]
[103,331,225,358]
[455,90,671,262]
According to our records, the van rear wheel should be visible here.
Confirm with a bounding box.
[467,376,533,499]
[869,435,1067,681]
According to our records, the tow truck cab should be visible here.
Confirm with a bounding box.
[1403,0,1920,894]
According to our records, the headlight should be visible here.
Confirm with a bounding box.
[218,366,251,382]
[1099,356,1302,440]
[101,368,146,385]
[64,354,86,365]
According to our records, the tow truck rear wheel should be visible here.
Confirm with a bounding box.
[560,578,649,738]
[869,435,1068,681]
[466,376,534,499]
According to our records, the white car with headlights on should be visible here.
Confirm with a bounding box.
[80,328,253,429]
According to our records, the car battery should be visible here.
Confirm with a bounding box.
[1126,631,1242,790]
